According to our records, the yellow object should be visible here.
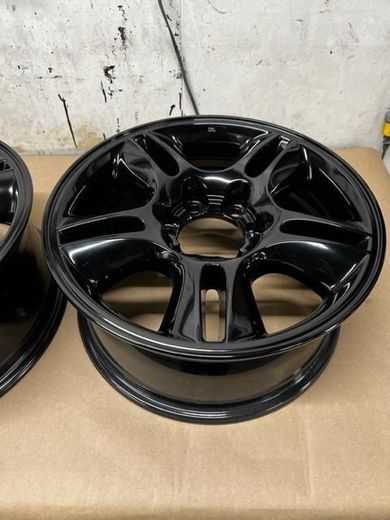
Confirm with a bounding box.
[384,122,390,138]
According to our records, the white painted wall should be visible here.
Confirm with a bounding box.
[0,0,389,153]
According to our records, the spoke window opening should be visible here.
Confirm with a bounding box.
[245,136,285,177]
[271,149,359,221]
[202,289,225,342]
[67,147,154,217]
[102,271,173,332]
[134,134,179,176]
[252,274,323,334]
[156,124,264,171]
[0,223,10,243]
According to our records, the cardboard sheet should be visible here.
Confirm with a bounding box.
[0,148,389,519]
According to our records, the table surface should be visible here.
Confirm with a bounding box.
[0,149,389,520]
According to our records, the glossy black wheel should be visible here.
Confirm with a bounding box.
[43,116,385,423]
[0,142,65,395]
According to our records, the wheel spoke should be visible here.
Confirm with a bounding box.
[267,144,312,198]
[235,133,296,181]
[61,236,172,293]
[236,133,276,169]
[279,209,372,238]
[222,259,266,341]
[65,139,157,219]
[249,143,303,209]
[57,204,164,246]
[58,211,142,243]
[160,258,203,341]
[258,211,370,296]
[147,131,192,169]
[58,204,171,292]
[0,168,16,223]
[112,141,156,192]
[130,131,190,177]
[268,146,373,228]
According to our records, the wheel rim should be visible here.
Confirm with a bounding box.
[0,141,66,395]
[43,116,385,422]
[0,142,31,262]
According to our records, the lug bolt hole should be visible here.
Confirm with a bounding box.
[227,204,245,219]
[185,200,206,215]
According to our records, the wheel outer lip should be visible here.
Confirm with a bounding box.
[0,141,66,395]
[43,115,386,361]
[0,140,33,264]
[0,280,66,397]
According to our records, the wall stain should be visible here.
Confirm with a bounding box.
[57,94,78,148]
[12,126,76,153]
[100,80,108,102]
[320,0,330,13]
[206,0,227,15]
[347,22,359,43]
[169,104,175,116]
[118,4,128,22]
[102,132,107,140]
[76,125,101,149]
[103,65,116,83]
[158,0,199,115]
[17,64,29,75]
[116,117,121,134]
[179,91,183,116]
[36,74,62,79]
[118,26,127,47]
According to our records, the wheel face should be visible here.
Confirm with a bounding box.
[43,116,385,422]
[0,141,65,395]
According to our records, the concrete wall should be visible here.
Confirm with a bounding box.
[0,0,389,153]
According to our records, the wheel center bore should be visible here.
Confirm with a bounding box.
[177,217,245,258]
[155,171,275,257]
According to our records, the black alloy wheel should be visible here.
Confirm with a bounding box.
[0,141,65,395]
[43,116,385,423]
